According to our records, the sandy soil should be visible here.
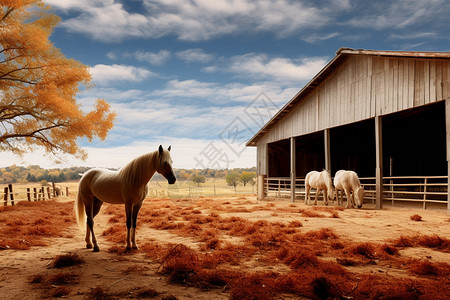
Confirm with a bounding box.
[0,196,449,299]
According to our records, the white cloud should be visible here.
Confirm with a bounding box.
[345,0,450,30]
[176,49,214,63]
[47,0,340,42]
[132,50,171,65]
[89,64,154,85]
[229,54,328,83]
[303,32,341,44]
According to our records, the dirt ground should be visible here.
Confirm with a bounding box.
[0,195,449,299]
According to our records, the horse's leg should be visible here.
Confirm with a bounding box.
[324,188,328,206]
[84,200,100,252]
[89,197,103,252]
[314,188,320,205]
[131,201,143,250]
[344,188,352,208]
[305,185,310,204]
[125,202,133,250]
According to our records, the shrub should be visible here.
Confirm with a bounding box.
[351,242,376,259]
[409,259,439,275]
[410,214,422,221]
[52,253,85,268]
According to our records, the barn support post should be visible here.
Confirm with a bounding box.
[324,129,331,172]
[290,137,296,202]
[375,116,384,209]
[446,99,450,215]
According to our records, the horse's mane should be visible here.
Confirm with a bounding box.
[118,151,158,185]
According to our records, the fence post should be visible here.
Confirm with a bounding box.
[47,187,51,199]
[52,182,57,197]
[27,188,31,202]
[8,184,14,205]
[4,187,8,206]
[33,188,37,201]
[66,187,69,197]
[278,179,281,197]
[423,178,427,209]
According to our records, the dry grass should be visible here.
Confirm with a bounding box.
[0,200,73,250]
[3,196,449,299]
[410,214,423,221]
[52,253,85,268]
[95,197,450,299]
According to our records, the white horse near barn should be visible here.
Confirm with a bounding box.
[333,170,364,208]
[305,170,335,205]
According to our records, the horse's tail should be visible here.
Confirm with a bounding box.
[75,190,86,232]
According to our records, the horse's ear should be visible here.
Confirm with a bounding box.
[168,145,171,152]
[159,145,163,155]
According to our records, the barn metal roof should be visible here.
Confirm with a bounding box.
[246,48,450,147]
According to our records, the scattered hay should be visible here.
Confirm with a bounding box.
[49,273,79,285]
[134,288,159,298]
[52,253,85,268]
[50,286,71,298]
[410,214,422,221]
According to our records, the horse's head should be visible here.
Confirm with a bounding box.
[157,145,176,184]
[355,186,364,208]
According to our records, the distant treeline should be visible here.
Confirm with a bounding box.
[0,165,256,184]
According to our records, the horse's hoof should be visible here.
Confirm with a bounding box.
[132,246,139,250]
[93,246,100,252]
[86,244,92,249]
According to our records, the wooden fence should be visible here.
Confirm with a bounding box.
[1,183,71,206]
[265,175,447,209]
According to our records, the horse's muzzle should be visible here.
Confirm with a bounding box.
[168,175,176,184]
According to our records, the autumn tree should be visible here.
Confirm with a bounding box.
[191,174,205,186]
[0,0,115,159]
[240,171,256,186]
[226,171,240,191]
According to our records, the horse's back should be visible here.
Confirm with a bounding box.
[79,168,124,204]
[334,170,360,190]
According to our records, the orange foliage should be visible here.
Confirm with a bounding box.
[0,0,115,158]
[0,200,73,250]
[99,198,450,299]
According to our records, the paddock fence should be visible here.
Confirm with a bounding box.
[1,183,72,206]
[264,175,448,209]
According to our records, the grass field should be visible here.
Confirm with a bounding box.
[1,177,256,205]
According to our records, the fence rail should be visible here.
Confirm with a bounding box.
[265,175,447,209]
[1,183,71,206]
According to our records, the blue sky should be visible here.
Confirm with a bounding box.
[2,0,450,169]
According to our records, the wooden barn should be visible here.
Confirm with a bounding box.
[246,48,450,213]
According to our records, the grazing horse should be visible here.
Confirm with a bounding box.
[75,145,176,252]
[333,170,364,209]
[305,170,335,205]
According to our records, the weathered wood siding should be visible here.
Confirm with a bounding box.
[256,55,450,175]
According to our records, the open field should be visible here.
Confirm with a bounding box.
[1,178,255,205]
[0,194,449,299]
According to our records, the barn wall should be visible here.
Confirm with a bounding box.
[258,56,450,147]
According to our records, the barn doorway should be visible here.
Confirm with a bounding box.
[330,119,376,177]
[383,101,446,176]
[268,139,290,177]
[294,131,325,177]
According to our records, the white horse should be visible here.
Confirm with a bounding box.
[305,170,335,205]
[75,145,176,252]
[333,170,364,209]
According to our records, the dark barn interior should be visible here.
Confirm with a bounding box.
[266,100,446,179]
